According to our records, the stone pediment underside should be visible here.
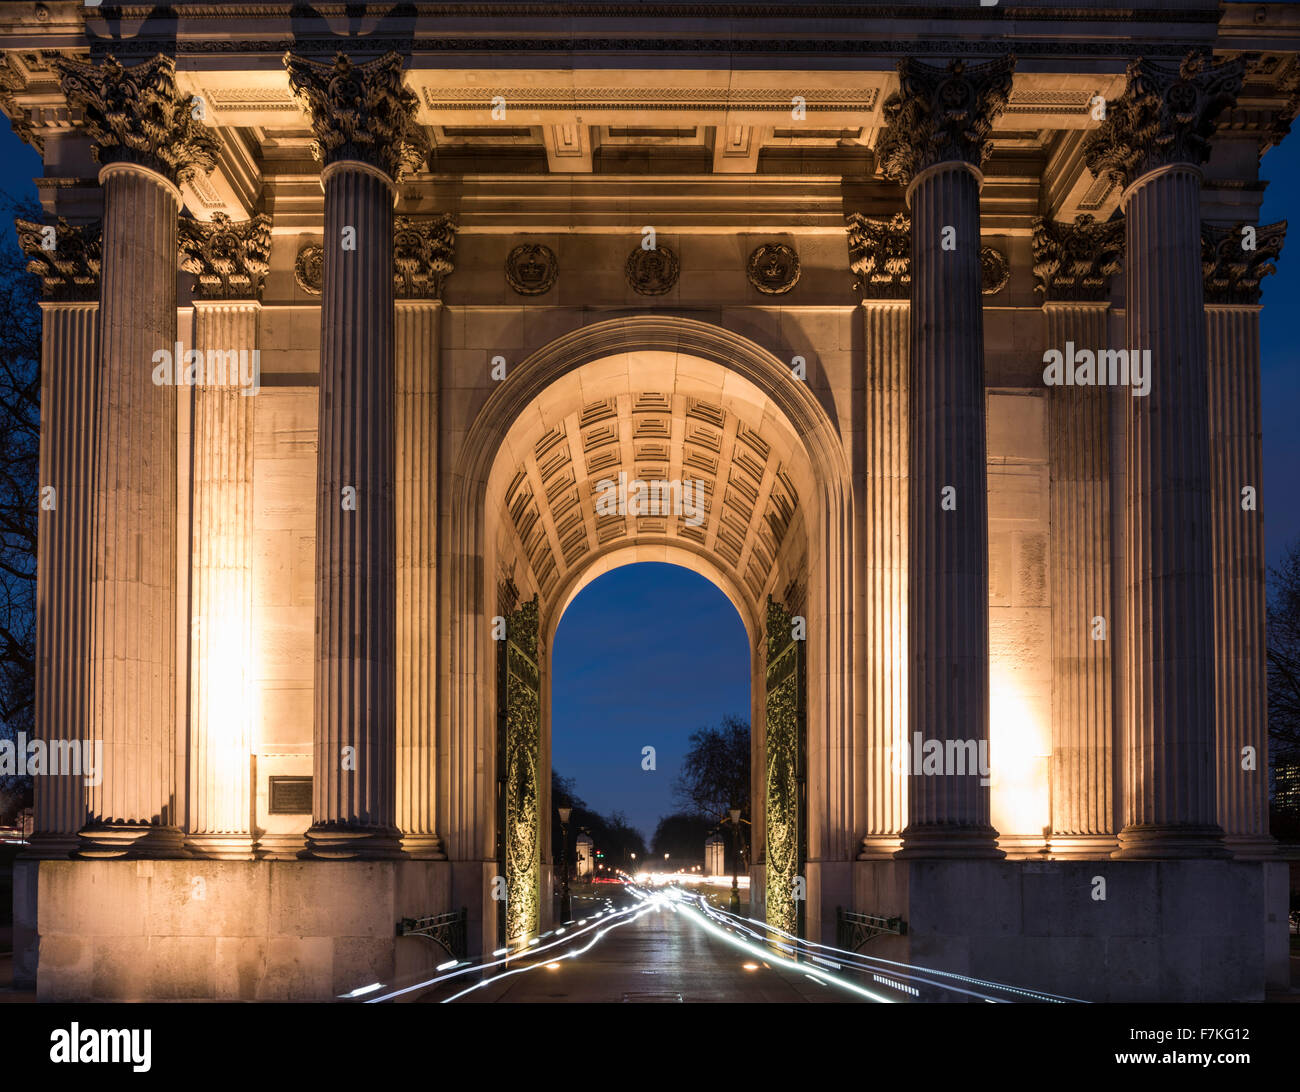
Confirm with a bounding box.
[488,355,810,613]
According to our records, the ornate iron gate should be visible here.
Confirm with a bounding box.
[496,594,540,946]
[764,596,807,938]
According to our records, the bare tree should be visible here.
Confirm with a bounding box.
[672,714,750,822]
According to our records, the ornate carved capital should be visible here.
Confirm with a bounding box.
[284,51,428,182]
[54,54,219,187]
[179,212,271,301]
[875,55,1015,185]
[394,214,456,300]
[1202,220,1286,305]
[846,212,910,299]
[15,217,102,301]
[1084,52,1245,190]
[1031,214,1125,302]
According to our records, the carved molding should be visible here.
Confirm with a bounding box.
[294,244,324,295]
[746,244,800,295]
[1031,214,1124,302]
[0,55,37,149]
[626,245,679,295]
[179,212,271,301]
[394,214,457,300]
[846,212,910,299]
[1202,220,1287,305]
[15,217,102,301]
[54,54,220,187]
[875,55,1015,185]
[505,243,558,296]
[284,51,428,182]
[1084,52,1245,191]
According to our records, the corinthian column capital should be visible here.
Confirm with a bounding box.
[875,55,1015,186]
[1084,53,1245,190]
[179,212,273,301]
[846,212,911,299]
[54,54,220,187]
[284,51,428,182]
[1031,214,1125,303]
[394,214,457,300]
[16,217,102,301]
[1201,220,1286,305]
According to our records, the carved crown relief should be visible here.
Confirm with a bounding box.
[54,54,219,187]
[875,55,1016,184]
[15,217,101,301]
[505,244,558,296]
[294,244,324,295]
[179,213,272,301]
[626,245,679,295]
[746,244,800,295]
[284,51,428,182]
[1085,52,1245,190]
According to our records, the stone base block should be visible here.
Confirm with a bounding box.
[851,857,1286,1002]
[30,858,452,1001]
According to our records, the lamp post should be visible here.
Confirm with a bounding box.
[558,806,572,923]
[729,808,742,912]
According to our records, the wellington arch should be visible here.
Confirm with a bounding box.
[0,0,1296,1004]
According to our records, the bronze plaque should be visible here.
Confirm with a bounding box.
[268,776,313,815]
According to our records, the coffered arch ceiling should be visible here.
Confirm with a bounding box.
[485,351,815,624]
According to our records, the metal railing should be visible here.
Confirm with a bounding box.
[396,908,468,962]
[835,907,907,952]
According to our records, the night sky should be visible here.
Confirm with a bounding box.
[2,36,1298,843]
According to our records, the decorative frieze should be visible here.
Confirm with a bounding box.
[394,214,456,300]
[875,55,1015,184]
[15,217,101,301]
[1202,221,1286,304]
[54,54,219,186]
[1084,53,1245,191]
[1031,214,1125,302]
[179,212,272,301]
[284,51,427,182]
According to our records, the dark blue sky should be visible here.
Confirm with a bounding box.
[551,564,749,840]
[2,67,1298,842]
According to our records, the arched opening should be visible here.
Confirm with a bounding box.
[444,316,855,953]
[547,562,750,905]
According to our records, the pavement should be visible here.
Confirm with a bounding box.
[429,895,857,1003]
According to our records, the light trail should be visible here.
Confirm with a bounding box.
[690,893,1088,1003]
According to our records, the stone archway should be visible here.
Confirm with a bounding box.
[442,316,854,951]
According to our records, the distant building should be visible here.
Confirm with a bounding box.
[575,833,594,879]
[1277,761,1300,817]
[706,834,726,876]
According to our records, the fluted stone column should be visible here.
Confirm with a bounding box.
[56,55,219,857]
[1032,215,1125,856]
[16,219,101,858]
[287,52,428,858]
[1203,221,1285,859]
[393,215,455,858]
[1085,53,1245,859]
[178,214,271,858]
[877,56,1013,858]
[847,213,910,857]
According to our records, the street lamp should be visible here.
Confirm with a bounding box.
[729,807,742,912]
[558,806,572,923]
